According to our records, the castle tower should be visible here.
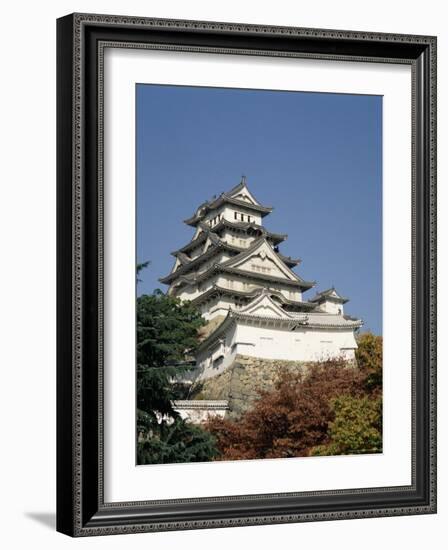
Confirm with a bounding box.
[160,178,315,320]
[159,178,362,385]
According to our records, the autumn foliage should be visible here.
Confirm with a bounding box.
[205,333,382,461]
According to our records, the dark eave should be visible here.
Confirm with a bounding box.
[191,285,316,310]
[310,287,349,304]
[183,194,273,226]
[225,181,245,196]
[167,235,315,289]
[171,220,287,257]
[219,220,287,244]
[171,230,220,257]
[159,241,240,284]
[176,252,191,265]
[276,251,301,267]
[180,263,314,290]
[221,266,315,289]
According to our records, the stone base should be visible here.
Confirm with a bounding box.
[190,354,313,419]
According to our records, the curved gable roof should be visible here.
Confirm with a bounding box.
[183,180,273,226]
[222,238,301,282]
[237,289,294,319]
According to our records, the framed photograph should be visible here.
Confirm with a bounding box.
[57,13,437,536]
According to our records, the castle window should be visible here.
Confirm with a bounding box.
[240,213,244,221]
[234,211,238,220]
[248,215,251,223]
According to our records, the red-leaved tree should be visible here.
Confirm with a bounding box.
[205,360,365,460]
[205,333,382,460]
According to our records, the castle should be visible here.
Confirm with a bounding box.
[160,178,362,420]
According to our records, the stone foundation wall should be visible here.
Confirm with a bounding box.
[190,355,313,418]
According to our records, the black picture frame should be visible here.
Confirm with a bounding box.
[57,13,437,537]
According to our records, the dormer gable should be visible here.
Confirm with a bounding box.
[310,287,349,315]
[202,236,214,254]
[226,177,264,207]
[237,289,293,319]
[222,238,300,282]
[169,257,182,275]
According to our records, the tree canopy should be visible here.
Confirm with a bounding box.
[136,274,215,464]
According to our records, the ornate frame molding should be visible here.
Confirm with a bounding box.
[57,13,437,537]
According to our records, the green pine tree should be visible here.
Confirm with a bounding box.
[136,263,216,464]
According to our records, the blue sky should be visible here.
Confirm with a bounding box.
[136,84,382,334]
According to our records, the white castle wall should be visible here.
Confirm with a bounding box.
[172,401,229,423]
[235,324,357,362]
[201,295,235,320]
[195,323,238,380]
[196,321,358,381]
[317,300,344,315]
[204,206,262,226]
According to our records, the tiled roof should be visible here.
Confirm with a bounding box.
[190,284,316,310]
[196,307,362,354]
[172,400,229,410]
[171,220,287,256]
[310,287,349,304]
[159,241,240,284]
[276,251,301,267]
[289,311,360,326]
[176,263,315,289]
[165,236,310,288]
[183,182,273,226]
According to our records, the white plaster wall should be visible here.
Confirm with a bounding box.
[174,406,228,423]
[175,284,199,301]
[226,207,262,225]
[197,250,231,274]
[318,300,344,315]
[224,232,256,248]
[196,324,238,379]
[202,296,234,320]
[203,205,261,226]
[196,321,358,380]
[234,323,357,362]
[203,206,226,226]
